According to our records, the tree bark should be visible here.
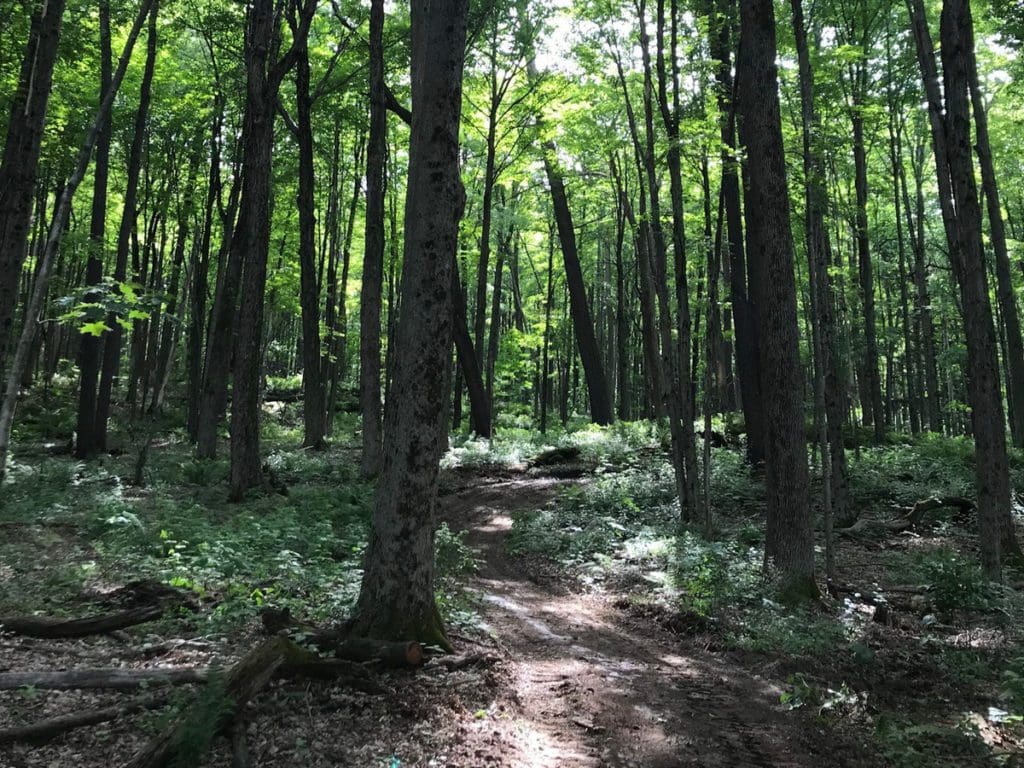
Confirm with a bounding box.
[0,0,155,483]
[360,0,386,477]
[346,0,468,647]
[293,31,327,449]
[709,0,764,464]
[737,0,816,598]
[74,0,112,458]
[0,0,68,374]
[790,0,851,531]
[964,28,1024,450]
[228,0,315,499]
[95,1,160,452]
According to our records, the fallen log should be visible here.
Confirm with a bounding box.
[0,692,169,745]
[838,496,975,538]
[0,605,164,639]
[123,637,291,768]
[906,496,974,527]
[0,668,208,691]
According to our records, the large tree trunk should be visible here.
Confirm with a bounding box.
[909,0,1018,575]
[737,0,815,598]
[360,0,386,477]
[936,0,1018,574]
[964,30,1024,449]
[74,0,111,458]
[228,0,316,500]
[0,0,67,375]
[347,0,468,646]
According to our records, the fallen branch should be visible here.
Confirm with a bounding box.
[0,605,164,639]
[0,667,208,691]
[838,496,975,538]
[906,496,974,527]
[0,692,169,745]
[123,637,291,768]
[425,651,498,672]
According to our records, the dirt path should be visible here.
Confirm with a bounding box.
[441,475,861,768]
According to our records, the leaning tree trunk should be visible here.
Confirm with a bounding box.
[347,0,469,647]
[0,0,67,374]
[737,0,816,599]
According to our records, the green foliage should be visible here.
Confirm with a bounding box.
[1001,657,1024,716]
[847,437,977,512]
[435,523,478,582]
[670,533,762,617]
[729,607,846,658]
[875,716,990,768]
[171,668,235,768]
[907,548,995,614]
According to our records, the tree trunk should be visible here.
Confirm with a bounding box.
[964,29,1024,449]
[0,0,155,482]
[849,70,885,442]
[74,0,111,458]
[936,0,1019,574]
[451,253,491,437]
[228,0,316,500]
[95,1,159,451]
[709,0,764,464]
[737,0,816,598]
[0,0,67,374]
[347,0,468,647]
[294,35,326,449]
[790,0,851,530]
[360,0,386,477]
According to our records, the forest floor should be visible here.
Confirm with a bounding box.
[1,406,1024,766]
[437,470,865,767]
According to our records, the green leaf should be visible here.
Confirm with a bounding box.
[79,320,110,336]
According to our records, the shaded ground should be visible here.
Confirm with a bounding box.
[438,474,874,767]
[2,443,1020,767]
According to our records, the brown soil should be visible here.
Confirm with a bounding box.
[440,474,873,767]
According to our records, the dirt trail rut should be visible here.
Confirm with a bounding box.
[441,475,859,768]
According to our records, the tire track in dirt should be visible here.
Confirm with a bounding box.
[441,475,861,768]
